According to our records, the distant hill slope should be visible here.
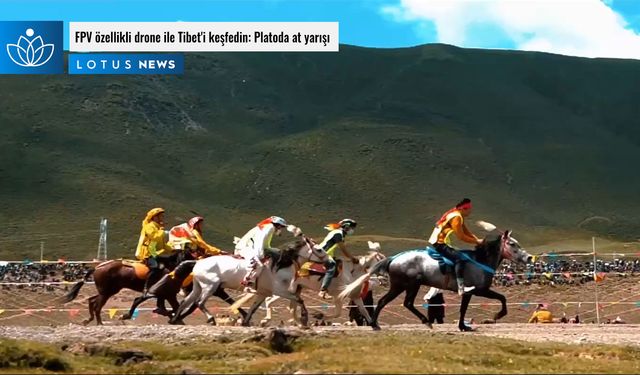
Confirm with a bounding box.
[1,44,639,260]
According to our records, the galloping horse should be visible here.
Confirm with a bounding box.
[340,229,532,331]
[170,236,325,326]
[61,250,194,325]
[262,242,386,326]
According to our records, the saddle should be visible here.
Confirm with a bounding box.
[426,246,475,275]
[121,259,150,280]
[296,260,342,279]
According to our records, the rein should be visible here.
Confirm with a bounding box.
[458,252,496,275]
[460,237,511,275]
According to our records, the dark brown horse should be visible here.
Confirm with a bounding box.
[61,251,192,325]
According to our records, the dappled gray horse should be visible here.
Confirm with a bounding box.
[339,230,532,331]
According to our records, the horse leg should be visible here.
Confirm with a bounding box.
[196,282,219,325]
[474,289,507,321]
[213,288,248,320]
[458,293,474,332]
[94,292,115,326]
[403,285,431,328]
[121,295,152,320]
[154,297,171,317]
[83,295,98,325]
[352,297,373,326]
[243,296,267,327]
[153,297,172,317]
[328,295,342,319]
[166,294,180,319]
[294,294,309,327]
[262,295,278,324]
[170,278,201,324]
[370,286,404,331]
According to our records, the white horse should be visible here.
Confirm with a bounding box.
[169,236,325,326]
[262,241,387,326]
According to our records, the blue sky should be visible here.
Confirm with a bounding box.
[2,0,640,58]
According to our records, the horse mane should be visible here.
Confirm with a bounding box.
[173,260,197,279]
[474,234,501,263]
[272,239,307,271]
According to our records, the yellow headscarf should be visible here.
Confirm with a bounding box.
[143,207,165,225]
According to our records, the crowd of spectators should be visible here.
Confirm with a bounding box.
[0,262,94,291]
[496,258,640,287]
[0,256,639,290]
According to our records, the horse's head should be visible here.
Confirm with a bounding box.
[273,236,322,271]
[360,250,386,269]
[482,230,532,265]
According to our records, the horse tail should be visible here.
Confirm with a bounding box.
[61,268,95,303]
[338,257,393,301]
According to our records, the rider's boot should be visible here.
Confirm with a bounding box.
[457,277,475,296]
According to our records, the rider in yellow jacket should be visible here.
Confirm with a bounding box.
[136,207,174,295]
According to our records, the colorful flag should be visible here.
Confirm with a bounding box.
[108,308,118,319]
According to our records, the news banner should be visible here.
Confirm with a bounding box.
[0,21,339,75]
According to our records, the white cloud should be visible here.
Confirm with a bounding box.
[383,0,640,59]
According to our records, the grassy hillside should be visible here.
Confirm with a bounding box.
[1,44,640,260]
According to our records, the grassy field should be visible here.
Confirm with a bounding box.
[2,330,640,374]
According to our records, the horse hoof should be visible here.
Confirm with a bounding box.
[173,320,185,325]
[120,314,130,321]
[459,325,475,332]
[372,325,381,331]
[425,322,433,329]
[153,308,170,317]
[82,319,90,326]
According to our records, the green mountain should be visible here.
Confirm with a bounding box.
[1,44,640,260]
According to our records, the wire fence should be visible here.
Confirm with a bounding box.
[1,237,640,326]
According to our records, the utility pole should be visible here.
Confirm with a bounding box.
[97,218,108,261]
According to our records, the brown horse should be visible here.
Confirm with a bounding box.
[61,251,192,325]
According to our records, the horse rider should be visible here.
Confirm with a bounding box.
[428,198,484,295]
[237,216,302,292]
[169,216,228,258]
[317,218,358,299]
[135,207,175,296]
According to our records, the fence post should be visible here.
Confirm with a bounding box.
[593,236,600,325]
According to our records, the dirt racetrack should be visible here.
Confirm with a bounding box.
[1,323,639,348]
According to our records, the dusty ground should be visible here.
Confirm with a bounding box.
[1,323,639,348]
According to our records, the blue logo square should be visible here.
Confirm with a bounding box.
[0,21,64,74]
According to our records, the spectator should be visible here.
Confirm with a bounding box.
[528,303,553,323]
[424,287,445,324]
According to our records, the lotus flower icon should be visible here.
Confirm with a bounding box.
[6,28,55,67]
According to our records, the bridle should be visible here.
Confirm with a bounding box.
[500,236,515,261]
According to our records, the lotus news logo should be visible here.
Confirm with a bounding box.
[0,21,63,74]
[7,28,55,67]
